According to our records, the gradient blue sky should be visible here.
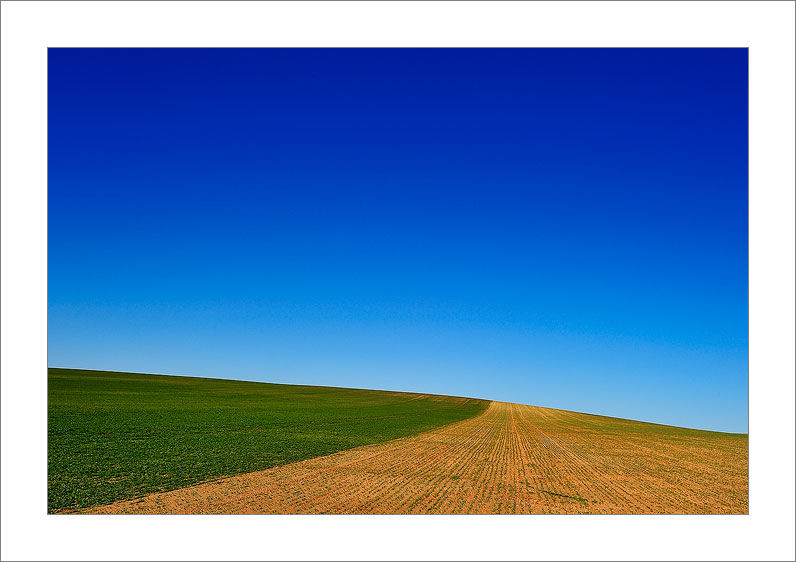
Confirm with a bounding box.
[48,48,748,432]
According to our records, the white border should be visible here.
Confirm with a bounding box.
[2,1,794,561]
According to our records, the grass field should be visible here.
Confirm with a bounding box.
[89,402,748,514]
[48,368,488,512]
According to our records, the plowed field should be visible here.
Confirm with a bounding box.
[86,401,748,514]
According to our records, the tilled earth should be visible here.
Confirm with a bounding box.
[85,402,748,514]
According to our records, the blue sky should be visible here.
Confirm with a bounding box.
[48,48,748,432]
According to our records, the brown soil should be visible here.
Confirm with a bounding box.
[84,402,748,514]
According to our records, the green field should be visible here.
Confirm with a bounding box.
[48,368,488,512]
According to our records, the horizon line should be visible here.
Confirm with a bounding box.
[48,365,748,436]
